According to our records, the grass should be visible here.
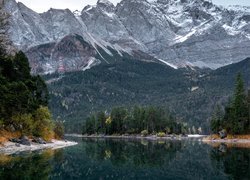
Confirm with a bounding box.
[0,130,21,145]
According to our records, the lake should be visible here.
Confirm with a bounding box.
[1,137,250,180]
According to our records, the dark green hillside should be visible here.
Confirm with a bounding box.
[45,58,250,133]
[45,58,194,132]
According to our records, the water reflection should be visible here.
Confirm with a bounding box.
[0,149,64,179]
[210,143,250,180]
[0,139,250,179]
[83,138,183,167]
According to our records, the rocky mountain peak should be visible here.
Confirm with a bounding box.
[96,0,115,12]
[3,0,250,73]
[97,0,114,6]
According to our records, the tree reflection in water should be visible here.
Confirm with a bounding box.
[210,144,250,180]
[0,149,64,180]
[1,139,250,180]
[84,138,183,167]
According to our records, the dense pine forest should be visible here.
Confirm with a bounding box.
[211,73,250,135]
[82,106,189,135]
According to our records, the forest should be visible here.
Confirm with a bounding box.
[210,73,250,135]
[45,53,250,133]
[82,106,189,136]
[0,46,63,140]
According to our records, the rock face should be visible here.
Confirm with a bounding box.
[3,0,250,73]
[26,34,100,74]
[0,0,16,54]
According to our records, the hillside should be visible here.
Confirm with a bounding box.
[44,57,250,133]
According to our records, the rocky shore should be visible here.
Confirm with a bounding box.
[202,135,250,144]
[0,139,77,155]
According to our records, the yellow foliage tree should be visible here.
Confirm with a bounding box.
[33,106,54,140]
[105,116,112,125]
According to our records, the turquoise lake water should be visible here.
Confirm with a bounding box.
[1,137,250,180]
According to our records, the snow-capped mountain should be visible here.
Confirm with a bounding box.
[2,0,250,73]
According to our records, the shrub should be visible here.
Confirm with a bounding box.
[141,130,148,137]
[157,132,166,137]
[11,113,34,135]
[33,106,54,140]
[54,121,65,139]
[165,127,171,134]
[152,131,156,135]
[105,117,112,125]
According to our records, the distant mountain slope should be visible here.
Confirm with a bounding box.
[3,0,250,72]
[44,57,250,133]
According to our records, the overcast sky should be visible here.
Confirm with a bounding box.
[17,0,250,13]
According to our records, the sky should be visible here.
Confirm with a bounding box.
[17,0,250,13]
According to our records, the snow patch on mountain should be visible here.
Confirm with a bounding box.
[3,0,250,73]
[157,59,178,69]
[82,57,101,71]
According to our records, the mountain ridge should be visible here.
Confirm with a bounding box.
[2,0,250,74]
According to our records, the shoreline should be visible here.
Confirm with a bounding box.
[202,138,250,144]
[0,139,78,155]
[66,134,206,141]
[202,134,250,144]
[67,134,250,145]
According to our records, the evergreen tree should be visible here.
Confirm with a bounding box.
[82,106,186,135]
[248,90,250,132]
[231,73,248,134]
[210,105,223,133]
[96,111,106,133]
[0,47,59,139]
[211,73,250,135]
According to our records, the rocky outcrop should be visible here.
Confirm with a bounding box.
[10,136,31,146]
[0,0,16,54]
[219,129,227,139]
[26,34,99,74]
[32,137,46,144]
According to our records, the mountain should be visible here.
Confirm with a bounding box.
[2,0,250,73]
[0,0,16,54]
[2,0,249,133]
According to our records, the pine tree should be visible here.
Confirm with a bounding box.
[96,111,106,133]
[248,90,250,132]
[232,73,248,134]
[210,105,223,133]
